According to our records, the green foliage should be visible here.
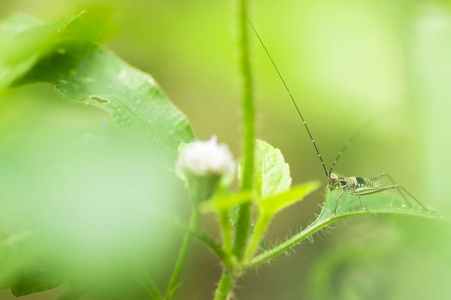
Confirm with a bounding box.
[320,189,441,222]
[206,140,319,261]
[246,189,444,269]
[203,137,444,290]
[259,182,319,215]
[237,140,291,199]
[0,231,62,297]
[0,13,77,89]
[244,181,319,260]
[233,140,294,246]
[0,5,448,300]
[0,12,194,165]
[203,191,252,212]
[251,140,292,199]
[9,262,62,297]
[0,11,194,298]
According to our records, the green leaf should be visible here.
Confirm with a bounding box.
[254,140,291,198]
[238,140,291,199]
[260,181,320,216]
[1,13,194,164]
[0,11,195,297]
[204,182,316,256]
[0,10,115,90]
[244,181,319,260]
[0,14,41,40]
[245,189,447,269]
[233,140,293,257]
[21,44,194,165]
[318,189,442,223]
[202,191,252,212]
[10,264,63,297]
[0,231,62,297]
[0,232,31,290]
[0,13,79,89]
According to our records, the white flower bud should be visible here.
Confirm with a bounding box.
[176,136,234,176]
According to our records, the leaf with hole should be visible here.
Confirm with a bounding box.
[1,12,194,165]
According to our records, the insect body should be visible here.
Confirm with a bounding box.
[249,21,428,214]
[327,172,427,213]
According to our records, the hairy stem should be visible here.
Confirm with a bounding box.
[243,217,332,269]
[233,0,255,261]
[214,0,254,298]
[213,268,237,300]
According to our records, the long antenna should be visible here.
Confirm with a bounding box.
[248,20,329,177]
[328,132,358,175]
[328,113,377,175]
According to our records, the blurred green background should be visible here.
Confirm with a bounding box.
[0,0,450,299]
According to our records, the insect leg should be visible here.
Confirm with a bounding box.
[369,171,390,181]
[357,193,366,211]
[369,172,428,210]
[369,172,412,206]
[333,191,345,214]
[396,185,429,211]
[358,183,429,211]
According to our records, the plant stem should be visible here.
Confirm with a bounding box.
[219,210,233,255]
[169,215,229,263]
[244,212,270,260]
[214,0,254,298]
[145,277,162,300]
[233,0,255,261]
[243,217,333,269]
[139,271,163,300]
[213,268,237,300]
[165,207,200,299]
